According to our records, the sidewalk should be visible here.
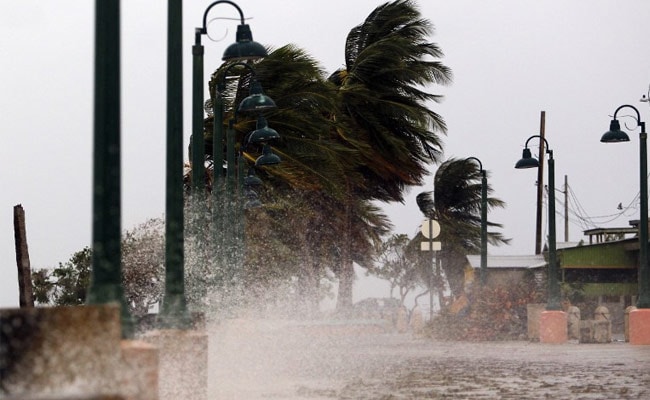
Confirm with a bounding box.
[208,319,650,399]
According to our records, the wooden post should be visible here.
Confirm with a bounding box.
[13,204,34,307]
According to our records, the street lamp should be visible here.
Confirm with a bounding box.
[212,63,280,270]
[183,1,270,313]
[600,105,649,309]
[191,0,267,194]
[466,157,488,286]
[162,0,267,328]
[515,136,561,311]
[233,123,282,266]
[89,0,134,338]
[158,0,192,329]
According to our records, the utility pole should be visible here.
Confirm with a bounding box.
[535,111,546,254]
[564,175,569,242]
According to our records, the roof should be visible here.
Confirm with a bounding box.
[466,254,546,270]
[582,227,637,236]
[557,241,582,250]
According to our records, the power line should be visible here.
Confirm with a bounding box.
[541,177,644,242]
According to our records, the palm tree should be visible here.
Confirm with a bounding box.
[328,0,452,309]
[200,45,388,313]
[193,0,453,313]
[229,44,395,312]
[416,158,510,300]
[253,46,387,313]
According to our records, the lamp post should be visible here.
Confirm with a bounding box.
[515,136,561,311]
[213,63,279,269]
[185,0,269,310]
[191,0,267,194]
[159,0,192,328]
[235,117,281,264]
[466,157,488,286]
[89,0,134,338]
[600,105,649,309]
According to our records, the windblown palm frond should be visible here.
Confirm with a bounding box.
[416,157,510,297]
[330,0,452,202]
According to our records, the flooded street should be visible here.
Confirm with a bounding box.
[208,320,650,399]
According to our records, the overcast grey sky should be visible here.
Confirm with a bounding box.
[2,0,650,307]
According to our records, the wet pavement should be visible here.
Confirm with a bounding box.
[208,320,650,399]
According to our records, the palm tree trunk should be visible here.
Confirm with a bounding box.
[336,260,354,311]
[297,259,320,318]
[336,196,354,312]
[441,250,466,299]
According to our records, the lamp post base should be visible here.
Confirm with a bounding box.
[142,328,208,400]
[158,294,192,329]
[539,310,567,344]
[629,308,650,345]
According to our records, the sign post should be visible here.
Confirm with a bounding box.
[420,219,441,251]
[421,219,441,320]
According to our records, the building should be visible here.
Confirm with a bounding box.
[467,222,645,334]
[465,254,546,290]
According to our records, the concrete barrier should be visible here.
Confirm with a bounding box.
[539,310,567,344]
[594,306,612,342]
[0,306,122,397]
[0,306,163,400]
[629,308,650,345]
[141,329,208,400]
[579,319,611,343]
[526,303,545,341]
[624,306,637,342]
[567,306,581,340]
[119,340,159,400]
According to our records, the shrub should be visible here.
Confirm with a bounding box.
[427,279,543,341]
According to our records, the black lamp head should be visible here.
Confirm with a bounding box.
[248,116,280,143]
[243,168,263,187]
[222,24,267,61]
[255,144,281,166]
[515,147,539,169]
[237,81,277,113]
[244,189,263,209]
[601,119,630,143]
